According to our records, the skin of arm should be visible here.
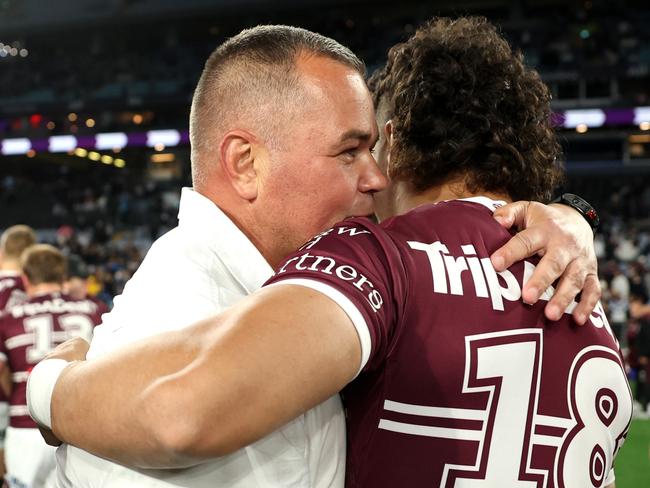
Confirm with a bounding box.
[491,201,599,324]
[49,284,361,469]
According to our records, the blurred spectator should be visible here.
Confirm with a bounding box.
[611,264,631,302]
[63,254,90,300]
[609,289,629,346]
[615,233,640,262]
[630,294,650,417]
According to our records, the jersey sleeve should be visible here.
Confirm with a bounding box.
[264,219,406,373]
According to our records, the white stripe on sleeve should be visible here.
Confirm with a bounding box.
[265,278,372,376]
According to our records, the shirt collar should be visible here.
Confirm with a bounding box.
[456,196,507,212]
[177,188,273,294]
[0,270,20,279]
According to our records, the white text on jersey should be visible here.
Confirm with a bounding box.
[407,240,610,328]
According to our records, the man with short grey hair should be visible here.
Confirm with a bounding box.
[53,24,385,488]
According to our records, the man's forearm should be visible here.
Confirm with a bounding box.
[52,326,206,468]
[47,285,360,468]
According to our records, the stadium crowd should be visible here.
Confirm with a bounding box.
[1,0,650,138]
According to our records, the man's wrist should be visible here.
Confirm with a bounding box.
[551,193,599,231]
[27,358,72,429]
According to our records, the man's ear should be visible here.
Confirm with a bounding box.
[219,130,259,200]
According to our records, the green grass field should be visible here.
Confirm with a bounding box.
[616,419,650,487]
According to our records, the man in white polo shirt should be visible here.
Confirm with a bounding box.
[34,24,599,488]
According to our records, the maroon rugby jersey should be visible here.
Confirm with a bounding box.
[0,271,26,404]
[266,197,632,488]
[0,292,103,428]
[0,271,26,311]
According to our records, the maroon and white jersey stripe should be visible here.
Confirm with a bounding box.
[266,197,632,488]
[0,292,102,428]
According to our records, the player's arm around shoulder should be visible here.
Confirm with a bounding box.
[41,284,360,468]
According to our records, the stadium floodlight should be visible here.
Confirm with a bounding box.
[96,132,128,150]
[633,107,650,125]
[563,109,606,128]
[146,129,181,148]
[49,135,77,153]
[1,138,31,155]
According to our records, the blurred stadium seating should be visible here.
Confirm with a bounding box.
[1,0,649,482]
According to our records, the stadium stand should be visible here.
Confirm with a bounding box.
[1,0,650,484]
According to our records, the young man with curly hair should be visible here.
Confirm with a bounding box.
[28,19,622,487]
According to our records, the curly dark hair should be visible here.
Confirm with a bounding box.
[368,17,564,202]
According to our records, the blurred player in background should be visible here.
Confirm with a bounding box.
[62,255,90,301]
[0,245,102,488]
[0,225,36,310]
[0,225,36,481]
[63,254,110,318]
[28,18,613,488]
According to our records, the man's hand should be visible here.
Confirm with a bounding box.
[491,201,600,325]
[44,337,90,362]
[35,337,90,446]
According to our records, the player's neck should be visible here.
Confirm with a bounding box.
[394,178,511,215]
[27,283,63,298]
[0,260,21,272]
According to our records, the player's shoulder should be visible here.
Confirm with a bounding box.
[382,198,508,246]
[300,217,386,250]
[388,198,501,226]
[297,217,395,261]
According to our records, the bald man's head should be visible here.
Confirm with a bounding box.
[189,25,364,189]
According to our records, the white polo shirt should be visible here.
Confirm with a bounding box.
[57,188,346,488]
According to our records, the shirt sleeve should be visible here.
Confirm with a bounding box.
[264,219,406,372]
